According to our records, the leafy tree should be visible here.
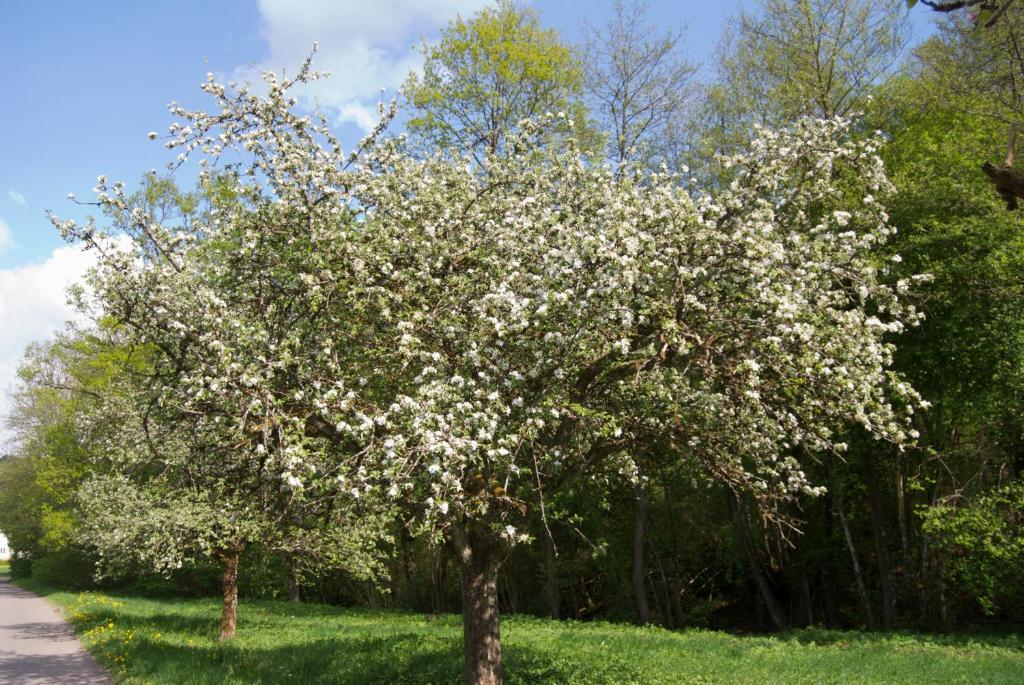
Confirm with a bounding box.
[403,0,594,161]
[690,0,916,630]
[0,328,142,585]
[0,453,45,577]
[700,0,910,158]
[922,480,1024,615]
[914,8,1024,207]
[867,67,1024,625]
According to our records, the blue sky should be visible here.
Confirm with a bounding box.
[0,0,934,439]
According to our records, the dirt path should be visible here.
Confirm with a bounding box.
[0,578,110,685]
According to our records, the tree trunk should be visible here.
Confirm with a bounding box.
[895,455,913,576]
[653,545,677,628]
[544,535,561,620]
[456,524,503,685]
[822,566,838,628]
[399,528,415,608]
[732,498,787,631]
[981,161,1024,209]
[865,454,898,628]
[895,454,918,615]
[499,569,519,615]
[289,568,302,603]
[430,548,444,615]
[219,543,245,641]
[1005,123,1017,168]
[838,502,874,628]
[569,575,580,619]
[798,562,814,627]
[632,484,651,625]
[746,549,789,631]
[822,488,839,628]
[659,474,685,628]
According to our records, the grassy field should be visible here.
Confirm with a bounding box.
[12,580,1024,684]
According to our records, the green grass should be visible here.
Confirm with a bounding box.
[13,579,1024,684]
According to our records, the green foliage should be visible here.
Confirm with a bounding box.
[8,555,33,579]
[916,8,1024,133]
[0,331,124,588]
[236,545,290,601]
[17,585,1024,684]
[0,171,242,590]
[403,0,596,158]
[697,0,909,164]
[878,78,1024,426]
[0,455,46,560]
[30,547,97,589]
[846,51,1024,627]
[922,481,1024,615]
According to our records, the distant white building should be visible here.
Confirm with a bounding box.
[0,532,10,560]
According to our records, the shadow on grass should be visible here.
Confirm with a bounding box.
[117,637,460,685]
[62,601,647,684]
[145,638,644,684]
[78,627,605,684]
[67,602,218,636]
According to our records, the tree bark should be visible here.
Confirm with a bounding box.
[746,549,789,631]
[865,454,898,629]
[838,504,875,629]
[632,484,651,625]
[289,568,302,603]
[569,575,580,619]
[455,524,503,685]
[981,161,1024,209]
[430,548,445,615]
[822,488,839,627]
[732,498,787,630]
[919,531,932,625]
[219,542,245,641]
[1005,123,1017,168]
[821,566,838,628]
[398,527,415,608]
[653,545,677,628]
[544,535,561,620]
[798,562,814,627]
[895,453,918,613]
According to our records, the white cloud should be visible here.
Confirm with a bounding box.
[236,0,491,131]
[0,218,12,254]
[0,244,96,444]
[8,191,27,207]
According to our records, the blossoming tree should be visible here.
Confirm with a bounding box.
[56,52,922,682]
[51,60,392,639]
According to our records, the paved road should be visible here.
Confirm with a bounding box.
[0,578,110,685]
